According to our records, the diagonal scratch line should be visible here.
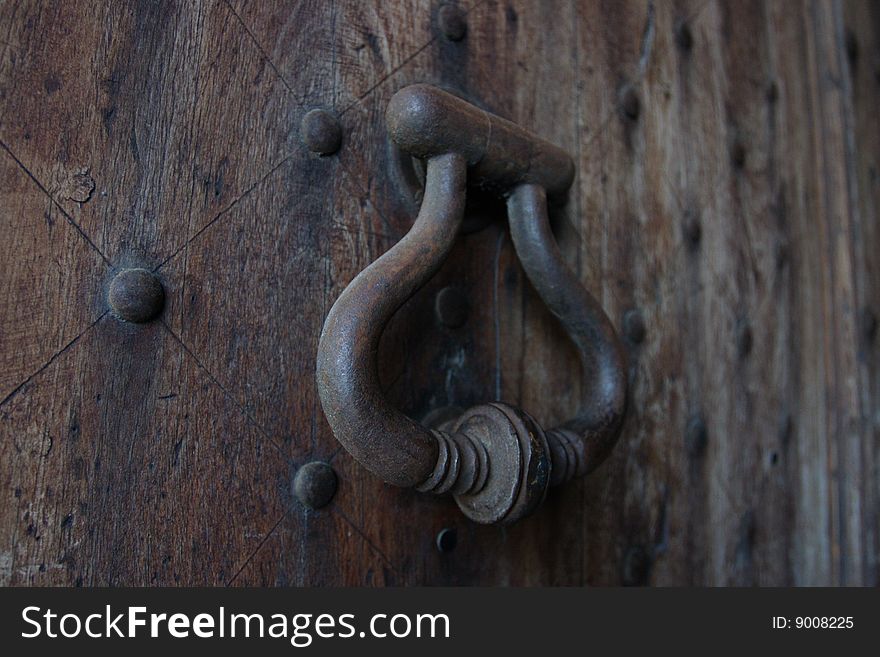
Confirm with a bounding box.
[335,157,401,239]
[332,506,399,575]
[0,139,111,266]
[328,219,397,244]
[325,443,345,464]
[338,0,491,118]
[338,36,439,118]
[226,509,290,586]
[0,311,109,409]
[227,0,485,120]
[156,154,291,271]
[221,0,305,106]
[160,321,292,462]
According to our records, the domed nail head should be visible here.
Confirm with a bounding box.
[301,109,342,155]
[294,461,338,509]
[108,268,165,323]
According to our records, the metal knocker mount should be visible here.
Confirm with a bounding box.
[317,85,627,524]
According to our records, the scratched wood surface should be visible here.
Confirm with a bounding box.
[0,0,877,586]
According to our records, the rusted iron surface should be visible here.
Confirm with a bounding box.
[107,268,165,323]
[386,84,574,197]
[317,152,468,488]
[507,184,628,481]
[293,461,338,510]
[317,84,626,524]
[300,108,343,155]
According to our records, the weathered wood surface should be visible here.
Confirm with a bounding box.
[0,0,877,585]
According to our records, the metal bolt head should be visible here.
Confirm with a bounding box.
[453,402,551,525]
[620,85,640,121]
[436,527,457,553]
[438,4,467,42]
[778,412,793,449]
[730,138,746,169]
[108,268,165,323]
[623,308,646,344]
[621,544,651,586]
[293,461,338,509]
[736,321,753,358]
[675,21,693,52]
[435,286,469,328]
[685,415,708,458]
[862,307,877,344]
[682,208,702,250]
[845,28,858,66]
[774,240,789,271]
[301,109,342,155]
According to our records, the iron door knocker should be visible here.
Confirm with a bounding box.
[316,85,627,524]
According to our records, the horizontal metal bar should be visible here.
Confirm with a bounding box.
[386,84,575,198]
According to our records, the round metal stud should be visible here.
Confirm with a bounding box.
[675,20,693,52]
[620,85,640,121]
[730,138,746,169]
[845,28,858,66]
[301,109,342,155]
[623,308,646,344]
[293,461,338,509]
[737,321,753,358]
[621,544,652,586]
[438,4,467,41]
[861,307,877,344]
[436,527,457,553]
[108,268,165,323]
[685,415,708,459]
[683,208,702,250]
[435,286,469,328]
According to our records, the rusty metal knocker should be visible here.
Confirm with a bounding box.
[316,85,627,524]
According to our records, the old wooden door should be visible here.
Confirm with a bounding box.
[1,0,878,586]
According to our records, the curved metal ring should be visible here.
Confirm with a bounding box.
[316,85,627,524]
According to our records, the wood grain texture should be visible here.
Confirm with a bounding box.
[0,0,877,586]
